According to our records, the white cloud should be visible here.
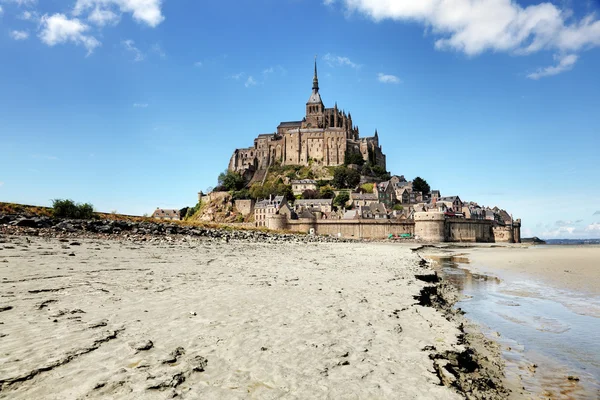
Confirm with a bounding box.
[133,102,148,108]
[231,72,245,80]
[323,53,361,69]
[333,0,600,77]
[377,72,401,84]
[263,67,274,75]
[0,181,4,187]
[10,30,29,40]
[0,5,3,14]
[73,0,164,27]
[594,211,600,216]
[39,13,100,55]
[527,53,578,79]
[87,6,120,26]
[122,39,144,61]
[586,222,600,232]
[194,61,203,67]
[245,76,257,87]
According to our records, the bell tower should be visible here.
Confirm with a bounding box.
[306,57,324,120]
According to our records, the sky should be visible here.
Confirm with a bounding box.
[0,0,599,239]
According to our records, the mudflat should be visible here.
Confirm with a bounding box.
[455,245,600,296]
[0,234,481,399]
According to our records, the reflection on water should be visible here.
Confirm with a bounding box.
[428,255,600,400]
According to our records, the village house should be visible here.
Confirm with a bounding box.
[437,196,462,213]
[358,203,389,219]
[293,198,333,215]
[152,208,181,221]
[374,180,396,209]
[254,195,286,227]
[291,179,317,196]
[463,204,484,220]
[350,192,378,208]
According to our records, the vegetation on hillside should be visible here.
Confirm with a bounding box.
[333,192,350,208]
[413,177,431,196]
[52,199,94,219]
[332,167,361,189]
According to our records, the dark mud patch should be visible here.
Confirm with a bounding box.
[416,259,509,399]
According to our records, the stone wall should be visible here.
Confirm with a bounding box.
[266,211,521,243]
[447,218,495,243]
[286,219,414,239]
[234,200,255,217]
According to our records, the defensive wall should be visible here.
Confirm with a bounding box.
[268,211,521,243]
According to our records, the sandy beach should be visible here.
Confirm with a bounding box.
[0,233,502,399]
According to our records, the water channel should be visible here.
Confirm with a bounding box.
[427,254,600,399]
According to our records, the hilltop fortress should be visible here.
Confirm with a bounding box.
[229,61,386,178]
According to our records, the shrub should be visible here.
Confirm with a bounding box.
[52,199,95,219]
[332,167,361,189]
[360,183,374,193]
[333,192,350,208]
[393,204,404,211]
[302,189,319,199]
[319,185,335,199]
[218,170,246,191]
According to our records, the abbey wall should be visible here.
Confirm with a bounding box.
[228,61,386,178]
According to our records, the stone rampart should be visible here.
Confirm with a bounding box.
[234,200,255,217]
[266,211,521,242]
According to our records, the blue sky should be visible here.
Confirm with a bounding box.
[0,0,599,238]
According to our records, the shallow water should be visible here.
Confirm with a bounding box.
[429,255,600,399]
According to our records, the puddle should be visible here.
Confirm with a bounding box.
[428,255,600,399]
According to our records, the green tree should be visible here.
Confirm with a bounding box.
[344,151,365,166]
[332,167,361,189]
[302,189,319,199]
[360,183,374,193]
[413,177,431,196]
[333,192,350,208]
[52,199,94,219]
[393,204,404,211]
[217,170,245,191]
[319,185,335,199]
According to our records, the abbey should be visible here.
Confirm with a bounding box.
[228,61,386,178]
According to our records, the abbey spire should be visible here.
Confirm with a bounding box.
[312,56,319,93]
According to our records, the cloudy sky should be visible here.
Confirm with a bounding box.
[0,0,599,238]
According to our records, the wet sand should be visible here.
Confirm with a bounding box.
[420,245,600,399]
[0,234,477,399]
[455,245,600,297]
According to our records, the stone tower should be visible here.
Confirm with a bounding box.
[305,58,324,128]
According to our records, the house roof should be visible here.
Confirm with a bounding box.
[291,179,317,185]
[153,209,180,218]
[298,209,316,219]
[278,121,303,128]
[439,196,460,202]
[351,193,378,201]
[294,199,333,206]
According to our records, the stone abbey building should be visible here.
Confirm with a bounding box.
[228,61,386,178]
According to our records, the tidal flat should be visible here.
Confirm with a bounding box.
[422,245,600,400]
[0,233,505,399]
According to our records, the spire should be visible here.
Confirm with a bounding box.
[374,129,378,137]
[312,55,319,92]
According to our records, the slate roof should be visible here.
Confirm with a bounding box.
[294,199,333,206]
[152,209,180,219]
[351,193,378,201]
[291,179,317,185]
[278,121,303,128]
